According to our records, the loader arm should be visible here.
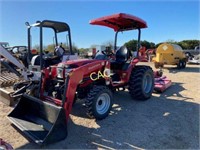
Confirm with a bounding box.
[0,45,26,70]
[53,60,110,121]
[0,45,29,106]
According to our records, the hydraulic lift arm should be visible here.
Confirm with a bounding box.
[0,45,26,70]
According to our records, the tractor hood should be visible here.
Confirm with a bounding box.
[55,59,108,79]
[59,59,106,69]
[90,13,147,32]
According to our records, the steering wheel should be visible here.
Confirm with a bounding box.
[42,52,55,60]
[55,44,66,57]
[102,49,114,57]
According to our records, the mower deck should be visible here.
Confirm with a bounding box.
[154,76,172,93]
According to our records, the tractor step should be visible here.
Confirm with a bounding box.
[112,81,124,85]
[112,81,123,84]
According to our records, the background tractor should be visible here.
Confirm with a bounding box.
[8,13,158,145]
[0,20,78,106]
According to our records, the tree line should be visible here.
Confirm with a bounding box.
[124,39,199,51]
[33,43,79,54]
[33,39,199,55]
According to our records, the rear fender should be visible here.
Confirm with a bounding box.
[125,58,139,80]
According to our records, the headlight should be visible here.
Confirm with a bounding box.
[57,68,63,78]
[57,63,66,78]
[57,63,73,78]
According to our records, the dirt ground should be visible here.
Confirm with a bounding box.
[0,62,199,149]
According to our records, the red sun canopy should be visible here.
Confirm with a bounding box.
[90,13,147,32]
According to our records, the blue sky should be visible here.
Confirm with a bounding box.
[0,0,199,48]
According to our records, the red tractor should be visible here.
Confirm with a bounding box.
[8,13,156,145]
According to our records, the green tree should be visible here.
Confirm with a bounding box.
[45,42,79,54]
[155,42,163,48]
[32,44,40,52]
[178,40,199,49]
[124,40,155,51]
[124,40,138,51]
[165,39,177,44]
[46,44,55,53]
[155,39,177,48]
[72,42,78,53]
[78,48,89,56]
[155,40,200,49]
[141,40,156,49]
[102,40,114,49]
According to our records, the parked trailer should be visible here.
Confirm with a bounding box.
[153,43,187,69]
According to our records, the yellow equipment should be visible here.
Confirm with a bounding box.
[153,43,187,69]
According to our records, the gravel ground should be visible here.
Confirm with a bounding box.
[0,62,199,149]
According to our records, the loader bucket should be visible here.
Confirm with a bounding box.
[8,94,68,145]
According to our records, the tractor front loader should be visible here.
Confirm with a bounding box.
[8,59,112,144]
[1,20,78,106]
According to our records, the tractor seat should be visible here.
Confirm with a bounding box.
[116,46,131,63]
[111,46,131,70]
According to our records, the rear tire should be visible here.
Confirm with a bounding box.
[85,85,113,120]
[182,60,186,68]
[128,66,154,100]
[177,60,183,69]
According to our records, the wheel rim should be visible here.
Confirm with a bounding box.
[179,61,182,67]
[143,73,153,94]
[96,93,110,115]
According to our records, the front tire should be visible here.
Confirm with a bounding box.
[85,85,113,120]
[129,66,154,100]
